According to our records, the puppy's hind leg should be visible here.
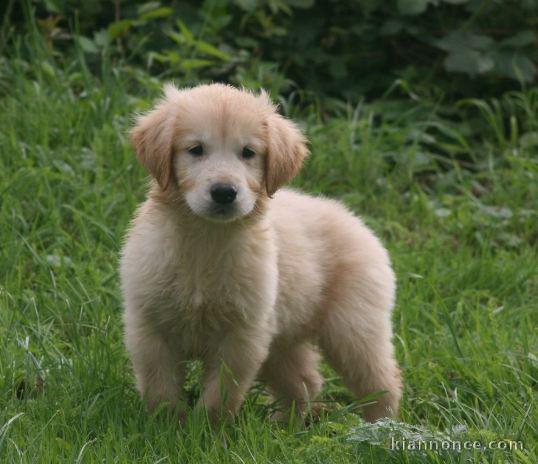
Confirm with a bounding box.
[259,342,324,420]
[319,301,401,422]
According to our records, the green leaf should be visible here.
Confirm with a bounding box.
[287,0,315,8]
[180,58,213,71]
[235,37,259,48]
[234,0,258,11]
[195,41,231,61]
[491,52,536,82]
[40,61,55,77]
[176,20,194,44]
[107,20,133,40]
[435,31,493,52]
[380,20,404,36]
[166,31,184,45]
[139,7,174,21]
[43,0,61,13]
[137,2,162,15]
[360,0,386,14]
[444,50,494,76]
[520,132,538,148]
[501,31,536,47]
[77,36,98,54]
[397,0,430,16]
[93,30,109,47]
[149,51,181,64]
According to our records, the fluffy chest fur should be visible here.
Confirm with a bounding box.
[120,199,278,354]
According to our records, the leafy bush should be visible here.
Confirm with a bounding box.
[4,0,537,99]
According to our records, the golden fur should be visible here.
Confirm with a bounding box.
[120,83,401,422]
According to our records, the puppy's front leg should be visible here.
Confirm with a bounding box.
[125,326,186,414]
[197,328,271,421]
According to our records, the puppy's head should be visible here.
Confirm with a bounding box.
[130,83,308,222]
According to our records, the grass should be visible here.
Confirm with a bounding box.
[0,35,537,463]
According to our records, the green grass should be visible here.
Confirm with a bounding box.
[0,40,536,463]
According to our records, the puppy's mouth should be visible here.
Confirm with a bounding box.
[183,192,254,223]
[212,204,236,217]
[199,204,244,223]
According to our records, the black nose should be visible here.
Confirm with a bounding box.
[210,183,237,205]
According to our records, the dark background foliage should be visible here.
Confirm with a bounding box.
[3,0,537,101]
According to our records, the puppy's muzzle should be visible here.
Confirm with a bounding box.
[210,183,237,205]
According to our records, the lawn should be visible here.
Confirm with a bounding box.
[0,44,536,463]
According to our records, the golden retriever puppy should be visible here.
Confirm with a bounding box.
[120,83,401,422]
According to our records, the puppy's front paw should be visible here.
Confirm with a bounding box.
[270,402,325,424]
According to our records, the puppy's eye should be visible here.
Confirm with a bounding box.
[242,147,256,159]
[188,144,204,157]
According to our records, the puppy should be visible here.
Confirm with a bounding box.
[120,83,401,422]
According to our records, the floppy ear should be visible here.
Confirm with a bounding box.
[265,113,309,196]
[130,87,178,190]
